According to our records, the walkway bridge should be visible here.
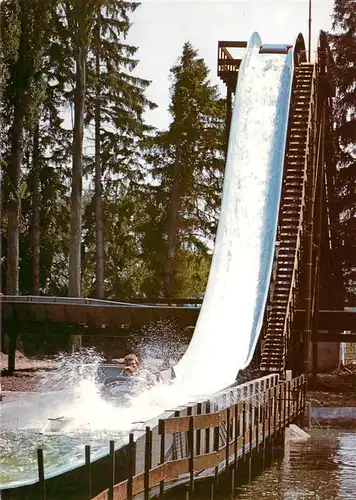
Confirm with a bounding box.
[1,296,201,370]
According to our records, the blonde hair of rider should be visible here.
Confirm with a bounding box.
[124,353,139,365]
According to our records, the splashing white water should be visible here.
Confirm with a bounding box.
[38,348,105,392]
[129,318,187,367]
[35,347,213,433]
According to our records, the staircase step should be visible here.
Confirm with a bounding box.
[261,69,313,373]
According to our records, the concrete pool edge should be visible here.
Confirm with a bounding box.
[306,405,356,427]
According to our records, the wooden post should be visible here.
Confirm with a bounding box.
[303,375,307,417]
[225,407,230,471]
[242,401,246,459]
[196,402,202,456]
[312,108,326,380]
[37,448,46,500]
[127,433,135,500]
[273,386,278,440]
[248,401,253,481]
[256,385,261,453]
[109,440,115,500]
[85,445,91,500]
[281,383,286,426]
[188,415,194,495]
[262,392,266,468]
[159,420,165,499]
[234,403,239,471]
[8,310,18,374]
[205,401,211,454]
[186,406,193,456]
[304,82,320,375]
[278,385,283,434]
[213,423,219,489]
[268,388,272,444]
[173,409,181,460]
[144,427,152,500]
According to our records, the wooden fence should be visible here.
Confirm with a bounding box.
[84,375,305,500]
[31,375,305,500]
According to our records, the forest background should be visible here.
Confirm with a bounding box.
[0,0,354,306]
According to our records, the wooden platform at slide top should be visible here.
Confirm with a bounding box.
[0,295,201,331]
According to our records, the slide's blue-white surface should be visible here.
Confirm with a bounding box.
[175,33,294,394]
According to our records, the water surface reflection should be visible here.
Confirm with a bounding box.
[235,429,356,499]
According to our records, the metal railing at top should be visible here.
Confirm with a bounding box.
[0,295,202,309]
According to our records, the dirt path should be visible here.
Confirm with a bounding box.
[1,351,59,400]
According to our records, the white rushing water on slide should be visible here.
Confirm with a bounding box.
[174,33,293,395]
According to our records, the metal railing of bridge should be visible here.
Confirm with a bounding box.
[0,295,202,308]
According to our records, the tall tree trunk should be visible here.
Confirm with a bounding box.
[68,43,86,350]
[6,86,25,373]
[31,122,40,295]
[7,102,24,296]
[95,20,104,299]
[164,160,180,296]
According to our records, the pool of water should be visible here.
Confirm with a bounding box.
[1,425,355,497]
[0,428,126,486]
[234,429,356,499]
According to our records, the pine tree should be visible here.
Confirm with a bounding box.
[145,42,226,297]
[83,0,156,298]
[329,0,356,302]
[29,39,72,295]
[82,185,152,298]
[1,0,52,295]
[60,0,95,299]
[93,12,104,298]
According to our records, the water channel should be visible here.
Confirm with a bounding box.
[0,428,126,486]
[234,429,356,499]
[167,429,356,500]
[1,424,355,498]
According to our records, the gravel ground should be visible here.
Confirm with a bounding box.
[307,366,356,407]
[1,351,59,401]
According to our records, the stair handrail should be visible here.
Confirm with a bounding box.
[282,62,318,368]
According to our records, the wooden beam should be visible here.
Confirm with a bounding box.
[294,309,356,330]
[2,320,193,338]
[218,41,247,48]
[1,302,200,328]
[313,332,356,343]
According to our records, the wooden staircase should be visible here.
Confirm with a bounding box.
[260,63,314,373]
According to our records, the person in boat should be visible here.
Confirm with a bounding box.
[103,365,135,389]
[122,366,136,377]
[124,354,140,374]
[124,353,159,387]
